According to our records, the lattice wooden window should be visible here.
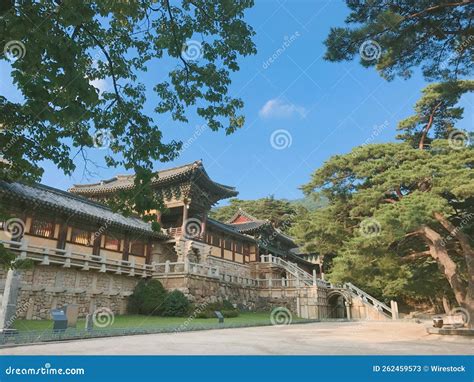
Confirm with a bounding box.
[212,234,220,247]
[70,227,92,246]
[29,218,55,238]
[235,242,243,254]
[130,241,145,256]
[104,235,121,251]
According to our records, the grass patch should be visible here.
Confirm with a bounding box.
[13,312,307,333]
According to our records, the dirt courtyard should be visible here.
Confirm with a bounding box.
[2,321,473,355]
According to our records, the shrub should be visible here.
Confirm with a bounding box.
[161,290,191,317]
[127,279,167,316]
[195,300,239,319]
[221,309,239,318]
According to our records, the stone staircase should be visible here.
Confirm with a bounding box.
[342,282,393,318]
[261,254,396,320]
[260,254,329,287]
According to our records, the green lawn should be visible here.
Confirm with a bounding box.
[13,312,307,333]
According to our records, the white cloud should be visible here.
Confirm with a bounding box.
[90,78,110,96]
[259,98,307,119]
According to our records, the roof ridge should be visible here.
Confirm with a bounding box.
[71,160,201,189]
[227,208,265,224]
[22,182,118,212]
[0,181,166,238]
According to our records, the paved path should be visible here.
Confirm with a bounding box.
[2,321,473,355]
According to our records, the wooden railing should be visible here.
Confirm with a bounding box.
[166,227,182,236]
[1,238,154,278]
[165,226,205,242]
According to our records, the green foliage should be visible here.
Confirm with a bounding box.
[325,2,473,153]
[0,0,256,220]
[0,244,34,271]
[210,196,298,231]
[195,300,239,318]
[297,140,473,303]
[324,1,473,81]
[127,279,167,316]
[397,81,474,148]
[289,194,328,212]
[161,290,191,317]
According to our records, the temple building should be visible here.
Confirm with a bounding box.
[0,161,394,324]
[67,160,314,274]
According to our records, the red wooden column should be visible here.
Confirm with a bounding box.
[92,232,102,257]
[56,220,68,249]
[232,240,235,262]
[201,212,207,238]
[122,235,130,261]
[145,240,153,264]
[181,203,189,233]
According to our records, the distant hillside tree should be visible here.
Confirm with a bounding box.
[211,196,298,231]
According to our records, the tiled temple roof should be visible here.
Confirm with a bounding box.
[230,220,269,233]
[69,160,238,200]
[0,181,168,239]
[207,217,256,242]
[228,209,297,247]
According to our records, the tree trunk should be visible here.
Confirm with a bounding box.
[433,212,474,327]
[442,296,451,314]
[418,101,442,150]
[419,225,467,307]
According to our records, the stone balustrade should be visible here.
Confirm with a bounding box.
[1,239,154,278]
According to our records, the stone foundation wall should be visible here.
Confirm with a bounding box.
[156,274,329,316]
[157,275,260,309]
[350,296,390,320]
[206,257,252,279]
[1,264,390,322]
[0,265,141,320]
[295,286,330,319]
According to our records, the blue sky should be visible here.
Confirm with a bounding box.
[2,1,472,206]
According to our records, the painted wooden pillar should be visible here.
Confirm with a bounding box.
[56,220,68,249]
[201,212,207,237]
[181,203,189,232]
[122,235,130,261]
[145,240,153,264]
[92,232,101,257]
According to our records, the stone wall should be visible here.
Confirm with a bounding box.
[350,296,391,320]
[157,274,260,309]
[156,274,329,316]
[1,263,391,322]
[0,265,141,320]
[206,257,252,278]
